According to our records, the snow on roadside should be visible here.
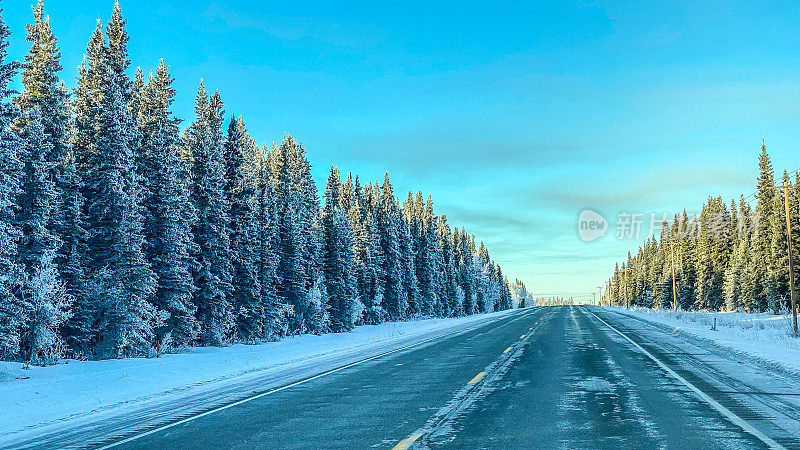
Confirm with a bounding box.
[0,309,524,436]
[601,306,800,373]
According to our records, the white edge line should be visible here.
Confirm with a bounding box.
[97,308,538,449]
[586,308,786,450]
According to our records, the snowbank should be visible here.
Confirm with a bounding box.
[0,308,524,442]
[600,306,800,373]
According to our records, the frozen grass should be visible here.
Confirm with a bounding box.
[603,306,800,372]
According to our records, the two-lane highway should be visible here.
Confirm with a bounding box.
[99,306,800,449]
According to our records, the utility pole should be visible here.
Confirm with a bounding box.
[624,264,629,309]
[768,179,798,335]
[670,236,678,312]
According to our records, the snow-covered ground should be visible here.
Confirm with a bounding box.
[0,308,524,444]
[602,306,800,374]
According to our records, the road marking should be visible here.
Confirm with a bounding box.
[468,371,486,384]
[390,308,553,449]
[503,346,512,354]
[391,433,422,450]
[587,308,787,450]
[519,334,526,339]
[96,308,539,449]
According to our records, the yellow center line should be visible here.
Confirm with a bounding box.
[468,371,486,384]
[392,433,422,450]
[503,346,512,354]
[520,334,526,339]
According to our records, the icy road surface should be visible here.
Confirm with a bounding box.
[7,306,800,449]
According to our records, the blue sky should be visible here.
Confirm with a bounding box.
[4,0,800,299]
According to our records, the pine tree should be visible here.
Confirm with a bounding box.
[437,216,459,316]
[352,179,386,324]
[138,61,198,347]
[86,71,159,358]
[752,138,775,311]
[322,167,362,332]
[58,154,90,353]
[254,170,288,338]
[224,115,261,341]
[0,6,25,359]
[72,20,105,180]
[695,196,730,310]
[184,82,233,345]
[16,1,85,330]
[15,0,71,173]
[398,215,418,316]
[17,108,72,364]
[377,173,407,320]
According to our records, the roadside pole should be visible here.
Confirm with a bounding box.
[781,180,798,335]
[670,236,678,312]
[768,179,799,335]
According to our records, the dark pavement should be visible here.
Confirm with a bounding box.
[108,306,800,449]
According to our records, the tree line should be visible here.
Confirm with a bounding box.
[605,138,800,313]
[0,1,516,365]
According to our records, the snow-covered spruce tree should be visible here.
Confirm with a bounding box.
[421,195,442,316]
[105,0,137,153]
[17,108,72,364]
[322,167,362,332]
[437,215,460,317]
[495,264,513,310]
[15,0,70,181]
[454,228,476,314]
[138,61,198,347]
[184,82,233,346]
[752,139,775,312]
[404,192,438,317]
[0,5,25,360]
[254,167,289,339]
[398,215,419,317]
[16,1,87,335]
[724,201,749,312]
[695,196,730,310]
[223,115,261,341]
[352,179,386,324]
[85,71,159,359]
[269,135,325,333]
[377,174,407,320]
[58,153,90,353]
[72,19,105,187]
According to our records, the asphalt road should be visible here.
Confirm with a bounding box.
[103,306,800,449]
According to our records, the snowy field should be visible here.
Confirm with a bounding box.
[601,306,800,374]
[0,308,523,443]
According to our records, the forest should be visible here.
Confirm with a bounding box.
[0,1,519,365]
[605,139,800,315]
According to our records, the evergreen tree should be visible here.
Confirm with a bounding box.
[138,61,198,347]
[184,82,233,345]
[269,135,326,333]
[15,0,70,173]
[86,73,158,358]
[437,216,459,316]
[17,108,72,364]
[254,169,288,338]
[0,6,25,358]
[377,173,407,320]
[352,179,386,324]
[224,115,261,341]
[753,138,775,311]
[16,1,86,329]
